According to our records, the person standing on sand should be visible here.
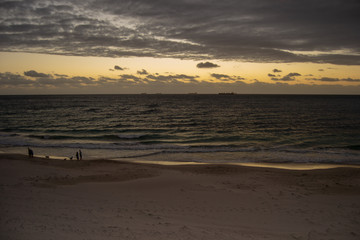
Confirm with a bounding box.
[28,147,34,157]
[76,151,79,160]
[79,149,82,160]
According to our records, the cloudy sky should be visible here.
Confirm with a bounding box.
[1,0,360,94]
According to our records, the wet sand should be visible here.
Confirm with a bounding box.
[1,153,360,240]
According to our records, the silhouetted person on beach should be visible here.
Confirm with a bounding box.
[28,147,34,157]
[76,151,79,161]
[79,149,82,160]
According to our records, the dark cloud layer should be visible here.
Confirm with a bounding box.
[287,73,301,77]
[146,74,199,83]
[271,72,302,82]
[309,77,360,82]
[114,65,125,71]
[1,0,360,65]
[0,71,96,88]
[196,62,220,68]
[1,71,359,94]
[137,69,148,75]
[24,70,50,78]
[211,73,244,82]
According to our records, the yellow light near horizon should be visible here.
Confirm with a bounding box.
[1,51,360,87]
[0,52,204,77]
[0,52,126,77]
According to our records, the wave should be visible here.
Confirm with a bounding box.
[1,135,360,164]
[0,133,19,137]
[2,130,359,153]
[114,146,360,165]
[346,145,360,150]
[26,133,170,141]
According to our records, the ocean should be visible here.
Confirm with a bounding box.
[0,94,359,165]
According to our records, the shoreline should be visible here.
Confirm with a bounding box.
[131,159,360,170]
[2,136,360,174]
[2,152,360,171]
[1,153,360,239]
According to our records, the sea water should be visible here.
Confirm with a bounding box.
[0,94,359,164]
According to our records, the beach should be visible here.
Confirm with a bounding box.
[1,154,359,240]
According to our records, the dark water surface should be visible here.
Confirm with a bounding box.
[1,94,359,164]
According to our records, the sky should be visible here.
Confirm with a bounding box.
[0,0,360,94]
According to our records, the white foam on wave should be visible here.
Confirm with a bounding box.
[117,134,146,139]
[1,131,360,165]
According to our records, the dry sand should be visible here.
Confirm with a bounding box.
[1,153,360,240]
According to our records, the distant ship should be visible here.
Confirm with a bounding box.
[218,92,236,95]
